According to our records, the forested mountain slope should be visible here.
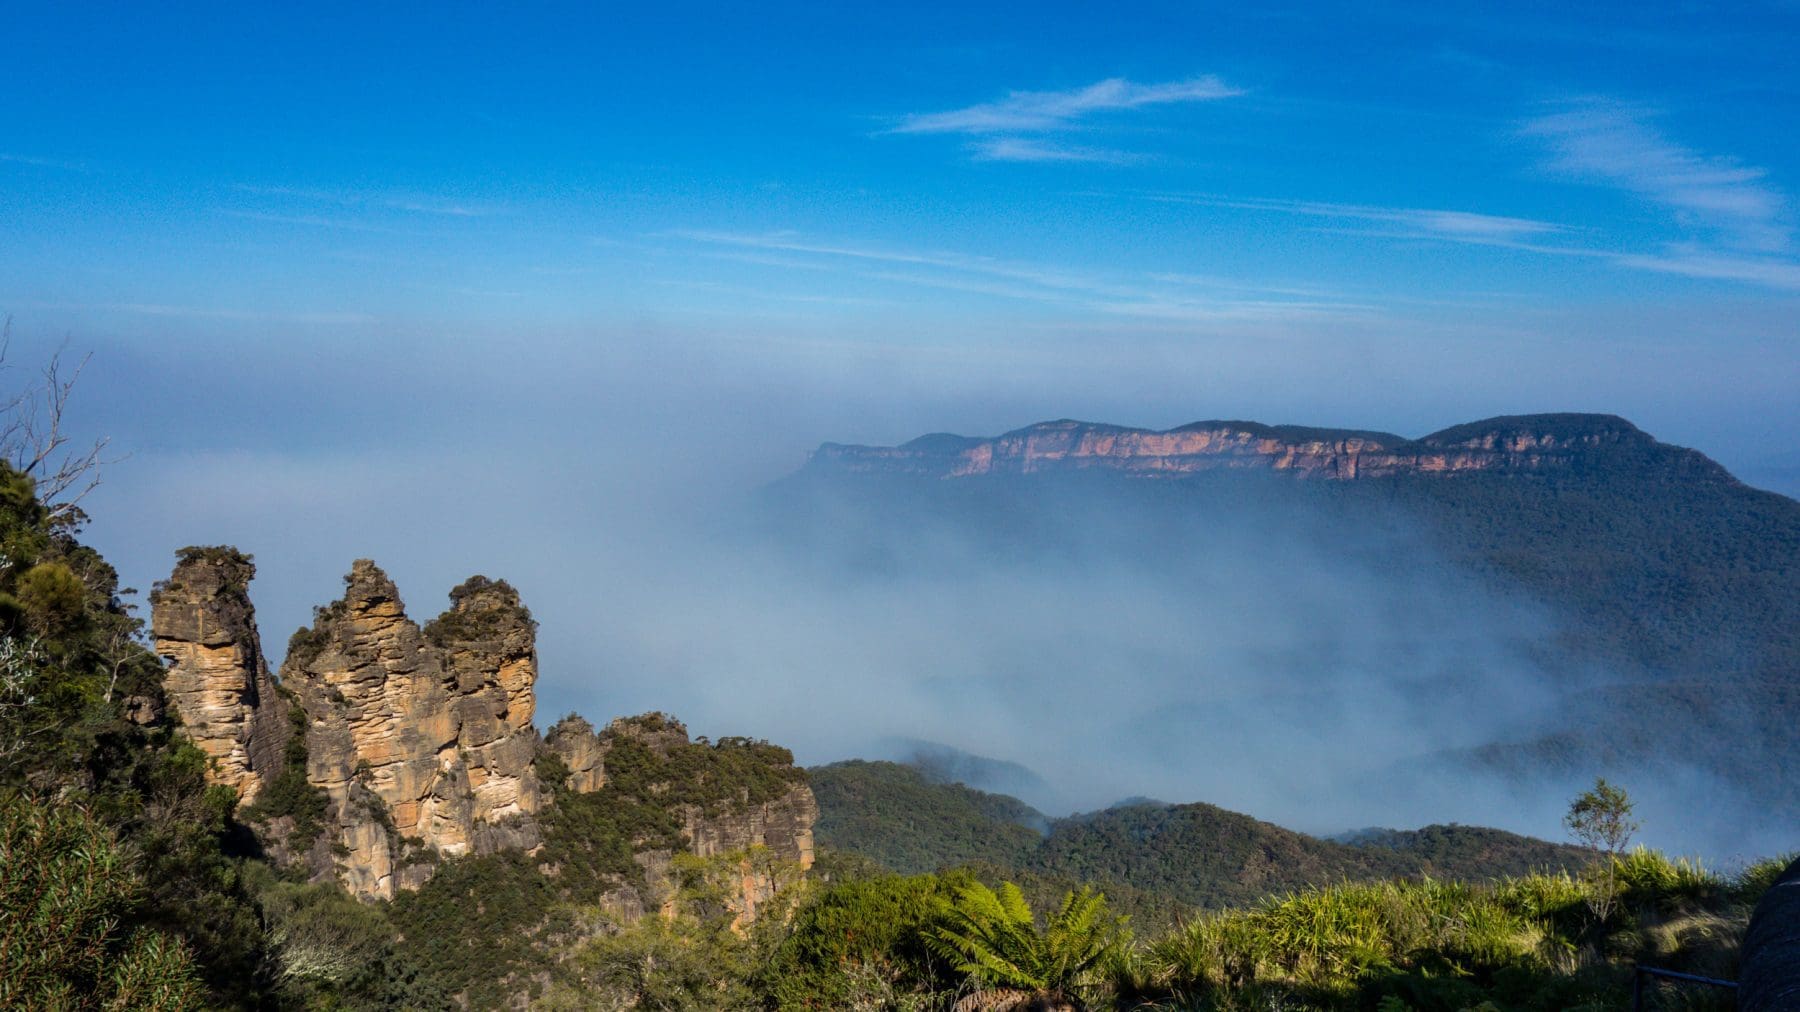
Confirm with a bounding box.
[773,413,1800,837]
[810,761,1589,922]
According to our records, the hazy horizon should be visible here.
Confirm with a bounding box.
[5,3,1797,861]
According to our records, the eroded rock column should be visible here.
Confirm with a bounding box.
[150,548,289,804]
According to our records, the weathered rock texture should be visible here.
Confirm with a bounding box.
[545,712,818,924]
[282,562,544,899]
[544,714,608,792]
[154,555,819,915]
[150,548,290,804]
[682,782,819,924]
[809,414,1734,483]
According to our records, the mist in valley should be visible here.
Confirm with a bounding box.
[51,325,1790,865]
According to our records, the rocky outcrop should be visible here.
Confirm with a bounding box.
[544,715,609,792]
[150,548,290,804]
[682,782,819,924]
[808,414,1734,483]
[153,554,819,915]
[282,562,544,899]
[544,712,818,924]
[1742,856,1800,1012]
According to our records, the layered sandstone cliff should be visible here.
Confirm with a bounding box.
[154,553,816,912]
[544,712,818,924]
[807,413,1732,483]
[150,548,290,804]
[280,562,544,898]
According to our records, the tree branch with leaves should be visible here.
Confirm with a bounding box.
[1564,776,1638,924]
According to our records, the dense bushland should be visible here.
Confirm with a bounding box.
[764,849,1786,1011]
[810,761,1589,925]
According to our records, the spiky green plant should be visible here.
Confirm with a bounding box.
[925,881,1127,1006]
[0,792,203,1010]
[1613,848,1722,911]
[1732,852,1798,905]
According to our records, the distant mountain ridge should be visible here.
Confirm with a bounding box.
[767,410,1800,852]
[807,412,1737,482]
[809,761,1590,924]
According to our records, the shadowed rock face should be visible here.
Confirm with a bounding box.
[545,711,819,924]
[682,781,818,925]
[150,549,290,805]
[808,414,1732,482]
[545,714,608,792]
[1742,856,1800,1012]
[282,562,544,899]
[153,554,818,917]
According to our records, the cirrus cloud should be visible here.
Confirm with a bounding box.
[891,75,1242,136]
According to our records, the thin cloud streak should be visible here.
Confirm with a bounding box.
[1149,190,1800,290]
[107,303,375,324]
[1523,99,1791,252]
[219,209,435,236]
[1613,247,1800,289]
[972,137,1138,164]
[233,183,504,218]
[1152,193,1571,242]
[892,75,1241,135]
[0,152,90,172]
[666,229,1378,323]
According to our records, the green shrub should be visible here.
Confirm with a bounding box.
[1732,853,1798,905]
[422,575,534,647]
[16,560,87,634]
[240,700,328,848]
[0,791,204,1010]
[762,870,963,1009]
[1614,848,1724,912]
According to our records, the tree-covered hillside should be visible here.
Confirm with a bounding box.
[767,414,1800,833]
[811,759,1047,875]
[809,761,1589,923]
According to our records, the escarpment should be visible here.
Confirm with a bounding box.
[808,413,1735,483]
[152,554,816,911]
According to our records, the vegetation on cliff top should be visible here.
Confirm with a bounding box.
[421,574,536,647]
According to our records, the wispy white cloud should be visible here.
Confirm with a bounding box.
[1145,188,1800,290]
[0,152,89,171]
[893,75,1241,135]
[1523,100,1790,252]
[664,229,1376,323]
[886,75,1239,165]
[1153,193,1570,243]
[217,208,457,238]
[107,303,374,324]
[1611,247,1800,289]
[971,137,1138,164]
[233,183,502,218]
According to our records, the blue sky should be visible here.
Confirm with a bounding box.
[6,5,1799,361]
[3,3,1800,741]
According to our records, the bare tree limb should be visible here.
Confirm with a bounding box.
[0,317,115,524]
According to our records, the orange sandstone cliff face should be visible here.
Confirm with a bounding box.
[281,562,545,899]
[150,550,290,805]
[806,414,1708,482]
[152,553,817,914]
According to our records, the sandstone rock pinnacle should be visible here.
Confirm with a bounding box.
[149,547,290,804]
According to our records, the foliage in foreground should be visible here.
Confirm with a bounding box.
[0,793,203,1011]
[925,881,1128,1006]
[758,847,1774,1012]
